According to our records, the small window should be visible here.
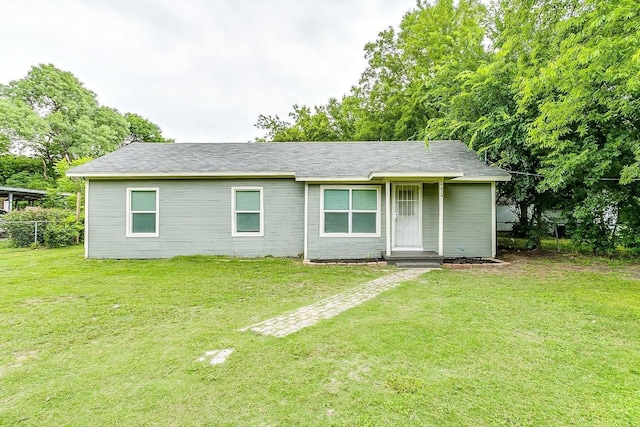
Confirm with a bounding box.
[232,187,263,236]
[321,186,380,237]
[126,188,159,237]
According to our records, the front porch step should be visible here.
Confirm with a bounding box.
[392,261,443,269]
[381,251,443,268]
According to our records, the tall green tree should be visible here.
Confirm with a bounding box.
[125,113,174,143]
[424,0,577,247]
[359,0,489,141]
[255,100,354,142]
[520,0,640,253]
[0,64,171,177]
[0,154,42,186]
[256,0,488,143]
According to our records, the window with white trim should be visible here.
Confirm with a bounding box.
[126,188,159,237]
[321,186,380,236]
[232,187,264,236]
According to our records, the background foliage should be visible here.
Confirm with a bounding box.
[255,0,640,255]
[0,64,172,177]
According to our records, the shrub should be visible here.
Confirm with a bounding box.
[44,215,83,248]
[566,191,620,256]
[618,198,640,255]
[1,208,83,248]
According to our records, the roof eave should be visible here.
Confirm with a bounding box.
[450,175,512,182]
[67,171,297,179]
[369,171,464,179]
[295,171,466,182]
[294,176,372,182]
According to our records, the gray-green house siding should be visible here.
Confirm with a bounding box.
[422,183,439,253]
[415,183,494,257]
[443,183,492,257]
[86,179,304,259]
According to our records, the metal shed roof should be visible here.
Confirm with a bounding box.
[0,186,49,201]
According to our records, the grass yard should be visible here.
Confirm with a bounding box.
[1,244,639,426]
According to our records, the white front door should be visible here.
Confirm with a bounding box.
[393,183,422,249]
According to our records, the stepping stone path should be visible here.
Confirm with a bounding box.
[240,268,429,338]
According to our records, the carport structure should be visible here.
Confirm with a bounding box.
[0,186,49,212]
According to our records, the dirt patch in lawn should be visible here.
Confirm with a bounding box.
[497,251,640,279]
[21,295,80,306]
[0,350,38,377]
[627,265,640,280]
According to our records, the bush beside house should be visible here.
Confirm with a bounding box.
[1,208,83,248]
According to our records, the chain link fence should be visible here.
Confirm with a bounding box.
[0,220,51,244]
[0,219,82,247]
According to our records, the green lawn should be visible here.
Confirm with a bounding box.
[1,244,639,426]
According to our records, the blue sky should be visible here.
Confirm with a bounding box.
[0,0,415,142]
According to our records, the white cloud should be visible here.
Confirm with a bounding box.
[0,0,415,142]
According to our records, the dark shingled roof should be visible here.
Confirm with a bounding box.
[67,140,510,180]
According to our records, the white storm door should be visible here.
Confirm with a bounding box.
[393,183,422,249]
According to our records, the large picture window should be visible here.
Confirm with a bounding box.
[232,187,264,236]
[126,188,159,237]
[321,186,380,236]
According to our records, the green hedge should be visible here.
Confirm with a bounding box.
[1,208,83,248]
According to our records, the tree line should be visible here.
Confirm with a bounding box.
[255,0,640,255]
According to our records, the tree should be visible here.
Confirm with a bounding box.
[0,64,171,176]
[256,0,489,143]
[0,154,43,186]
[255,100,354,142]
[125,113,174,143]
[0,64,101,170]
[4,171,49,190]
[423,0,576,248]
[45,157,93,210]
[54,157,92,195]
[353,0,489,141]
[520,0,640,254]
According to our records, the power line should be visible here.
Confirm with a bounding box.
[506,170,640,182]
[508,171,544,178]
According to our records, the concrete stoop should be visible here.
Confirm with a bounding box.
[382,251,444,269]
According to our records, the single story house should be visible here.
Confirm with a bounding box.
[67,141,511,261]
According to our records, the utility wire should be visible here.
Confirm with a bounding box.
[505,170,640,182]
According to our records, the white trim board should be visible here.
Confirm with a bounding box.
[84,180,90,258]
[450,176,511,182]
[385,182,391,256]
[491,181,497,257]
[438,179,444,256]
[67,171,297,179]
[304,183,309,259]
